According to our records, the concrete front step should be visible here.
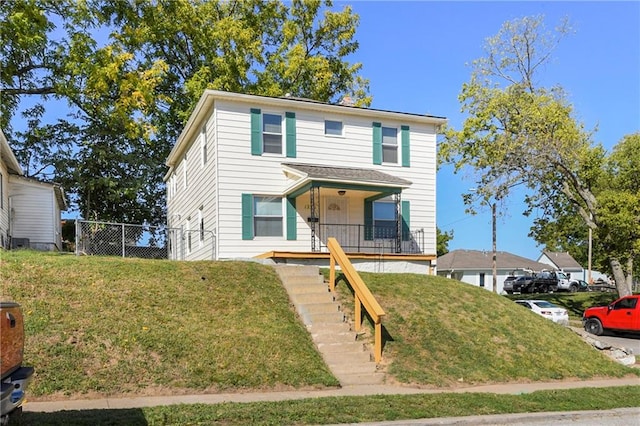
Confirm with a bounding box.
[299,302,342,314]
[274,265,384,387]
[284,282,330,295]
[306,311,345,324]
[273,265,323,278]
[289,292,335,305]
[322,350,372,364]
[317,341,366,353]
[281,276,326,286]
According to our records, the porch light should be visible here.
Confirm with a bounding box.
[338,190,346,196]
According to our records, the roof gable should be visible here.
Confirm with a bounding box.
[437,249,552,272]
[539,251,583,270]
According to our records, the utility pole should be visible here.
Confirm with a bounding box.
[492,202,497,293]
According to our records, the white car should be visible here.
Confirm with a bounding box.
[514,300,569,325]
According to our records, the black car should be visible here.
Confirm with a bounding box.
[511,275,534,293]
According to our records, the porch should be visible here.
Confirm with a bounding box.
[282,163,428,256]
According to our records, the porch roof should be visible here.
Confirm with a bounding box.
[282,163,411,198]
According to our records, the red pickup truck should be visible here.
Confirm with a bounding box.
[583,295,640,335]
[1,301,34,424]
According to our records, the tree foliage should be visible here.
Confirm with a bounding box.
[436,227,454,256]
[1,0,369,225]
[440,15,637,296]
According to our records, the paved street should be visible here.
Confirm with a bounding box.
[594,332,640,355]
[341,407,640,425]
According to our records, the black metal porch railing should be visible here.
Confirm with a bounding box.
[316,223,425,254]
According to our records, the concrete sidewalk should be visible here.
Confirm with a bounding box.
[23,376,640,413]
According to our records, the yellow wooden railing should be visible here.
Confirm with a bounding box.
[327,237,386,363]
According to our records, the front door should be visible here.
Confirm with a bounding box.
[322,196,348,247]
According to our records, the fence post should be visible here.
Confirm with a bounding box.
[75,219,80,256]
[121,224,125,258]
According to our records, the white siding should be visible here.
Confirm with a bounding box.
[213,99,437,259]
[166,110,217,260]
[8,177,59,250]
[0,163,9,247]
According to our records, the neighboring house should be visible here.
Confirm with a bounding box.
[436,249,552,294]
[537,251,584,280]
[0,129,67,251]
[164,90,446,272]
[0,129,23,249]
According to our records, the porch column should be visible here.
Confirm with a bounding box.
[310,185,320,252]
[394,193,401,253]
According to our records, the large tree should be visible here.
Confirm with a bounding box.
[1,0,369,225]
[440,15,636,296]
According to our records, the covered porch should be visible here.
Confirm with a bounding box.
[282,163,428,256]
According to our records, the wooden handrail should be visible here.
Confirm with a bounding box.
[327,237,386,363]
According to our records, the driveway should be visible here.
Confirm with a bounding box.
[594,331,640,355]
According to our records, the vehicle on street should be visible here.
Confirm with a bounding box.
[520,270,570,293]
[514,299,570,325]
[1,300,34,425]
[582,295,640,336]
[567,279,591,292]
[503,276,517,294]
[511,275,534,293]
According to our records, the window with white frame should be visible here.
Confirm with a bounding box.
[373,201,396,238]
[324,120,343,136]
[254,196,283,237]
[262,113,282,154]
[198,207,204,244]
[182,154,188,189]
[382,126,398,163]
[200,126,207,166]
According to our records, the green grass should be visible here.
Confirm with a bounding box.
[327,271,636,386]
[0,250,338,397]
[19,386,640,425]
[1,250,637,404]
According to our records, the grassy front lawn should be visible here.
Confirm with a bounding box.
[21,386,640,425]
[1,251,338,397]
[329,271,635,387]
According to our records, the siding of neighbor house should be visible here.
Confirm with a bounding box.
[166,92,440,261]
[0,160,9,246]
[438,269,518,294]
[8,176,62,250]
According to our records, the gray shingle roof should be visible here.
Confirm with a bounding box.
[437,250,552,271]
[282,163,412,187]
[541,251,583,270]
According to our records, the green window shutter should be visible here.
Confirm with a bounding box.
[241,193,254,240]
[364,200,373,241]
[286,197,297,240]
[401,200,410,241]
[401,125,410,167]
[372,122,382,165]
[285,112,296,158]
[250,108,262,156]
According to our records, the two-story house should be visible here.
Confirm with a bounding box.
[164,91,446,273]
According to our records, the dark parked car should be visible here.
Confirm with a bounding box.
[568,279,591,292]
[511,275,534,293]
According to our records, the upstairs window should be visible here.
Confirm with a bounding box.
[324,120,343,136]
[262,113,282,154]
[382,126,398,163]
[200,126,207,166]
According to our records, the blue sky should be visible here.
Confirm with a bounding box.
[344,1,640,260]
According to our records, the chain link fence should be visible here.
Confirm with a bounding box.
[75,219,215,260]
